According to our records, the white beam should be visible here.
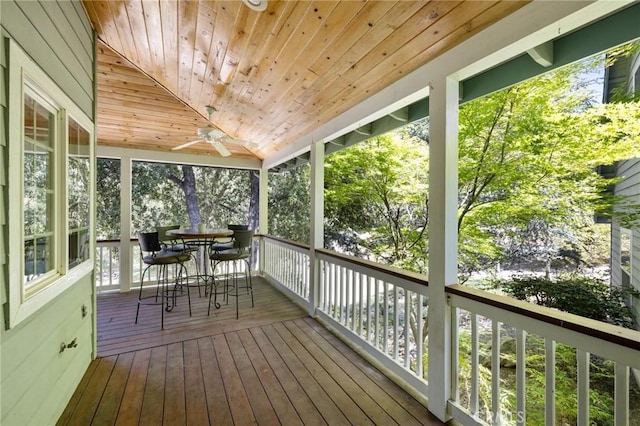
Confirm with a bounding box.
[259,168,268,235]
[308,141,324,317]
[97,146,261,170]
[427,75,459,422]
[120,156,132,292]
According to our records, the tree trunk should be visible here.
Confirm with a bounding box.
[181,165,201,227]
[248,170,260,231]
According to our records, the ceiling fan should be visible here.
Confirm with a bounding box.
[172,106,258,157]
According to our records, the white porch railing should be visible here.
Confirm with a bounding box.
[96,238,248,292]
[447,285,640,426]
[260,236,311,309]
[95,239,124,291]
[97,235,640,424]
[257,235,640,426]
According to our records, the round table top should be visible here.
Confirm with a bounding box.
[166,228,233,239]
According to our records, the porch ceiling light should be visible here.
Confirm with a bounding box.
[243,0,267,12]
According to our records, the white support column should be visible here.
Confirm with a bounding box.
[427,75,459,422]
[120,156,132,292]
[309,141,324,316]
[259,167,269,273]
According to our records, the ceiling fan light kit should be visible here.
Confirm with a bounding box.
[243,0,267,12]
[172,105,254,157]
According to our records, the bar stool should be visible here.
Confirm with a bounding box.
[208,229,255,319]
[135,231,191,329]
[157,224,203,294]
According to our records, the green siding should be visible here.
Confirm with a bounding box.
[0,0,93,116]
[1,278,93,424]
[0,1,95,425]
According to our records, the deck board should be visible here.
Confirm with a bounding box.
[59,277,444,425]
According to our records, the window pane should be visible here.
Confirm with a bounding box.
[23,93,56,286]
[68,117,91,268]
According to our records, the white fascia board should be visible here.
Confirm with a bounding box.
[263,0,633,171]
[96,145,262,170]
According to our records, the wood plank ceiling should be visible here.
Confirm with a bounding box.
[83,0,528,160]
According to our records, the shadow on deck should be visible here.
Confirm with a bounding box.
[58,277,444,425]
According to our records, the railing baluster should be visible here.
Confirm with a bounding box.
[404,289,411,368]
[393,285,399,360]
[108,245,114,286]
[614,363,629,426]
[329,262,335,317]
[471,313,479,416]
[374,278,380,348]
[367,276,373,344]
[347,269,353,329]
[545,338,556,426]
[383,281,389,355]
[98,246,104,287]
[516,329,526,425]
[491,320,500,425]
[358,272,364,337]
[451,307,459,402]
[355,272,360,330]
[577,349,589,426]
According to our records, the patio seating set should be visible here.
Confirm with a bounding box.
[134,223,254,329]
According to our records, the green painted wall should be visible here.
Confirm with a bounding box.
[0,1,95,424]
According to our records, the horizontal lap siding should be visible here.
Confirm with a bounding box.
[612,158,640,330]
[0,1,95,425]
[1,0,93,116]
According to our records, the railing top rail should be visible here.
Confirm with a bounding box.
[96,238,138,243]
[316,248,428,287]
[447,284,640,351]
[260,234,311,251]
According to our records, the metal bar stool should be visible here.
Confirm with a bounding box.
[208,229,254,319]
[135,231,191,329]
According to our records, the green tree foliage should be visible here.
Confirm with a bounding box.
[453,63,640,280]
[496,275,640,328]
[268,165,311,244]
[95,161,253,237]
[324,134,429,272]
[96,158,121,239]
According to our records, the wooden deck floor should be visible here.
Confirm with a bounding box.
[58,278,444,425]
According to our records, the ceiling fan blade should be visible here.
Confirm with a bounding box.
[219,136,259,148]
[209,140,231,157]
[172,139,203,150]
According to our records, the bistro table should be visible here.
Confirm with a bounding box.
[166,227,233,241]
[166,227,234,302]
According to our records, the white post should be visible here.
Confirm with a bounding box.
[427,75,459,422]
[120,156,132,292]
[259,167,269,273]
[309,141,324,316]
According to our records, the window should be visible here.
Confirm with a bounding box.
[7,40,94,327]
[68,117,91,269]
[22,90,58,294]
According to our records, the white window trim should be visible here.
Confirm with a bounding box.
[7,39,94,328]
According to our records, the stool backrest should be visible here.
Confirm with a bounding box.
[232,230,254,250]
[138,232,162,254]
[228,224,249,231]
[156,225,180,242]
